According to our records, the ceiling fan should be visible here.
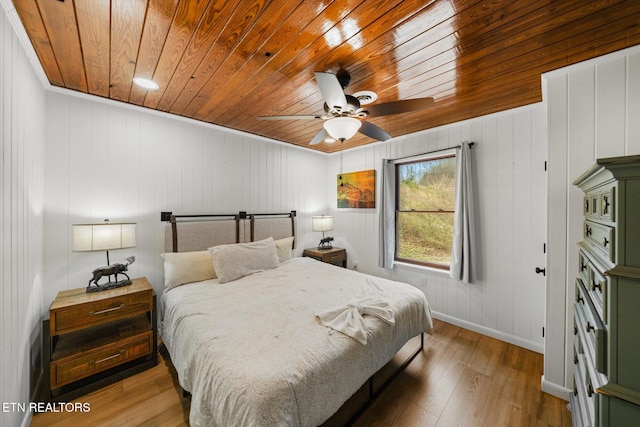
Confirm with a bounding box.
[258,70,435,145]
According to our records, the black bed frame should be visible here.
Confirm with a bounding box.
[160,211,425,425]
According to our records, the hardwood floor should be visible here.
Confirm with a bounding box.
[31,320,572,427]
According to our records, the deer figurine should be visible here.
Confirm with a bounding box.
[86,256,136,293]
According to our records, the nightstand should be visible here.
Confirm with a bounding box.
[303,247,347,268]
[43,277,157,401]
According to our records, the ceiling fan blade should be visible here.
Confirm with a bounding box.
[258,115,322,120]
[359,121,391,141]
[309,128,329,145]
[366,97,435,117]
[315,72,347,111]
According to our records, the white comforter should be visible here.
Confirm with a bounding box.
[161,257,432,427]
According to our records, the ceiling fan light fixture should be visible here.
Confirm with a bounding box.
[353,90,377,105]
[323,117,361,141]
[133,77,159,90]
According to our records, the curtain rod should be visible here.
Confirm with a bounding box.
[388,141,474,163]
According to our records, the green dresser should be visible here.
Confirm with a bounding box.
[571,155,640,427]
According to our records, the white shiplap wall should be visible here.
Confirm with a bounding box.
[0,5,46,427]
[326,104,548,353]
[43,92,329,307]
[543,44,640,398]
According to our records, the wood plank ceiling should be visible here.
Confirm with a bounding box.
[13,0,640,153]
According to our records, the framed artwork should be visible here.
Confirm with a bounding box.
[338,169,376,208]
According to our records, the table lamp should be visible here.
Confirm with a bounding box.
[312,215,334,250]
[72,219,137,293]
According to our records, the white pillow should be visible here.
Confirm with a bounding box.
[274,236,294,262]
[208,237,279,283]
[161,251,216,291]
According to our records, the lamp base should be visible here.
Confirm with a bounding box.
[317,238,334,250]
[86,279,132,293]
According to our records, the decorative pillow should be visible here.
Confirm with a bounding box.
[208,237,279,283]
[274,236,294,262]
[161,251,216,291]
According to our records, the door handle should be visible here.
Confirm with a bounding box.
[535,267,546,276]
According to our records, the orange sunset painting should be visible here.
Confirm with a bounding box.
[338,170,376,209]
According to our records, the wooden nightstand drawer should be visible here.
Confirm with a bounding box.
[327,252,345,263]
[303,247,347,268]
[51,331,153,389]
[50,280,153,335]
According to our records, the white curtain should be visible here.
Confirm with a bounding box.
[450,142,476,283]
[378,159,396,269]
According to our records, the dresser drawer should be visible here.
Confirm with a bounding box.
[51,331,153,389]
[51,289,153,335]
[578,250,590,284]
[584,220,615,260]
[575,279,606,374]
[599,186,615,222]
[573,362,594,427]
[584,184,615,223]
[587,263,607,321]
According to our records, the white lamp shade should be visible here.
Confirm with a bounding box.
[312,216,334,232]
[73,222,136,252]
[323,117,361,141]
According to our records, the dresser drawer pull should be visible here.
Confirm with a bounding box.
[580,261,587,271]
[585,225,592,236]
[574,355,579,364]
[89,304,125,316]
[603,237,609,247]
[576,294,584,304]
[587,383,594,397]
[574,325,578,335]
[574,386,579,396]
[591,280,602,292]
[91,349,125,365]
[586,322,594,333]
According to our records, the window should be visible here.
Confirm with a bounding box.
[395,155,456,269]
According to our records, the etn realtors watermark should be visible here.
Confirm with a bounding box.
[2,401,91,413]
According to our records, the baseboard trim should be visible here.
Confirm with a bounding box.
[541,375,571,401]
[432,311,544,354]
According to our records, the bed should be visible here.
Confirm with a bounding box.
[159,212,432,426]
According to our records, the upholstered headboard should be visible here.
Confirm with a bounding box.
[246,213,297,249]
[162,211,296,253]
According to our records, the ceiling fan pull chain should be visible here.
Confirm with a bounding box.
[339,145,344,186]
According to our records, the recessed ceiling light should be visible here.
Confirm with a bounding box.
[133,77,159,90]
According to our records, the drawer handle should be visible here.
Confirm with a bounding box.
[574,355,579,364]
[580,261,587,271]
[586,322,594,333]
[603,237,609,247]
[574,386,579,397]
[576,294,584,304]
[587,383,594,398]
[89,304,125,316]
[574,325,578,336]
[585,225,592,236]
[591,280,602,292]
[584,199,589,213]
[91,349,125,365]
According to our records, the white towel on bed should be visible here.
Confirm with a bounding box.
[315,296,396,345]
